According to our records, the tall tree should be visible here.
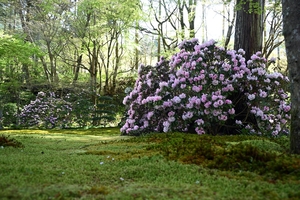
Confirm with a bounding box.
[234,0,265,60]
[229,0,265,134]
[282,0,300,154]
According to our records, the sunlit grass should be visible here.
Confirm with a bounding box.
[0,129,299,199]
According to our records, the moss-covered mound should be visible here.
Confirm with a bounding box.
[142,133,300,180]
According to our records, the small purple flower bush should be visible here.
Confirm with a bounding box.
[121,39,290,136]
[19,92,73,128]
[19,90,115,129]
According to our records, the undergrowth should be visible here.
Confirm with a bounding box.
[0,135,24,148]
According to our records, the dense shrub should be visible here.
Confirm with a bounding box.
[19,90,117,129]
[66,90,94,127]
[19,91,72,128]
[1,103,18,127]
[121,39,290,136]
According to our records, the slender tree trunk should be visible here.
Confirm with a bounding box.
[45,40,59,84]
[72,54,82,84]
[188,0,196,38]
[282,0,300,154]
[178,0,185,40]
[224,9,236,50]
[134,24,139,70]
[40,57,51,84]
[157,0,162,61]
[201,2,206,43]
[90,40,98,95]
[112,40,120,94]
[17,0,31,84]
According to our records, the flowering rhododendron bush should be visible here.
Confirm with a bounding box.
[19,92,72,128]
[121,39,290,136]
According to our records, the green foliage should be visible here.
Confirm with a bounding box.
[0,33,42,67]
[235,0,263,14]
[1,103,17,127]
[92,95,116,127]
[67,90,94,128]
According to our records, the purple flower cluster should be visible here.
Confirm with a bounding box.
[19,92,73,128]
[121,39,290,136]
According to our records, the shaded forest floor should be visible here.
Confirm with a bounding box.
[0,128,299,199]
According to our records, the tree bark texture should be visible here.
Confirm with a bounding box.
[234,0,264,60]
[282,0,300,154]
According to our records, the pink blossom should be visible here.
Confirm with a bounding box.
[182,111,193,120]
[196,127,205,135]
[213,102,219,108]
[256,110,264,117]
[212,110,221,116]
[143,121,149,128]
[147,111,154,120]
[159,81,168,88]
[235,120,243,125]
[180,84,186,89]
[172,96,181,104]
[180,77,186,82]
[168,117,175,122]
[146,79,152,87]
[218,114,227,121]
[179,93,186,99]
[263,106,269,112]
[204,102,211,108]
[212,80,219,85]
[195,119,204,125]
[259,90,267,98]
[201,94,207,102]
[248,94,256,101]
[283,105,291,112]
[219,74,225,81]
[228,108,235,115]
[192,85,202,92]
[163,101,172,107]
[212,95,218,101]
[168,111,175,117]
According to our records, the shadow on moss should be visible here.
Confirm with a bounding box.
[142,133,300,180]
[0,135,24,148]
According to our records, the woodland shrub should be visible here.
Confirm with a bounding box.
[19,91,117,129]
[19,91,73,128]
[121,39,290,136]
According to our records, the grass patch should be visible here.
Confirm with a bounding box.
[0,129,299,199]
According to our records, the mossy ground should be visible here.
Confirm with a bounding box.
[0,128,299,199]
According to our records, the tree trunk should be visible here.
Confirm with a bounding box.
[188,0,196,38]
[112,40,121,94]
[134,27,139,70]
[72,54,82,85]
[282,0,300,154]
[157,0,162,61]
[224,0,265,134]
[90,40,98,96]
[234,0,264,60]
[201,2,206,43]
[178,0,185,40]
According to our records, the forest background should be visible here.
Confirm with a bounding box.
[0,0,285,130]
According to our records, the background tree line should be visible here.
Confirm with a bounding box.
[0,0,291,140]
